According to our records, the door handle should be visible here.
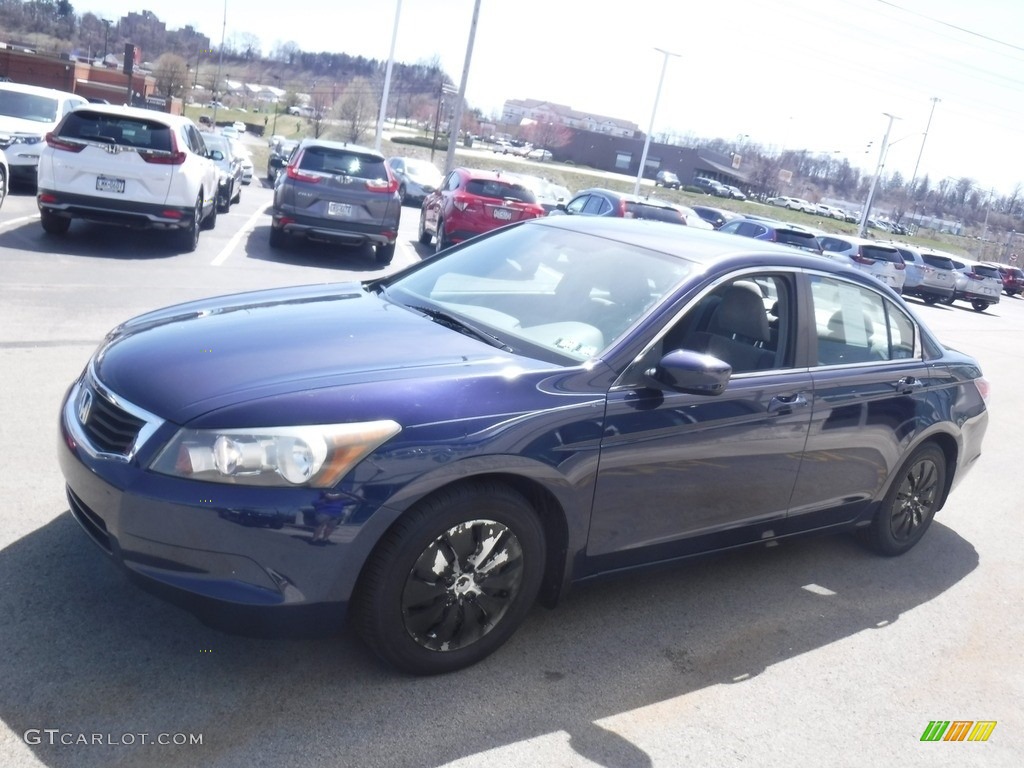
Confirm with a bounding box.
[895,376,924,394]
[768,392,808,415]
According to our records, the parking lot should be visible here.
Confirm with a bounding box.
[1,182,1021,767]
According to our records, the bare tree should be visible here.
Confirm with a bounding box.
[334,76,376,143]
[152,52,189,98]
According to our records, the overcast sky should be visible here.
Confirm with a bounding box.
[92,0,1024,194]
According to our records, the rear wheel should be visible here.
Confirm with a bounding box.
[398,184,407,204]
[376,242,395,265]
[417,209,432,245]
[353,482,546,675]
[40,209,70,236]
[971,300,989,312]
[0,166,7,210]
[860,444,946,556]
[269,224,286,249]
[435,218,449,253]
[233,181,241,204]
[175,195,202,251]
[200,195,217,230]
[922,295,940,305]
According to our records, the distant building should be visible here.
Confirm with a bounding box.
[501,99,638,138]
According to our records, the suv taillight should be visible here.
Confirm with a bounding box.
[851,253,876,265]
[975,377,991,402]
[967,271,983,280]
[139,130,186,165]
[895,261,906,270]
[45,133,85,153]
[366,177,399,193]
[452,195,472,212]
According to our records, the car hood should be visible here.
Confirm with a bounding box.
[91,283,530,424]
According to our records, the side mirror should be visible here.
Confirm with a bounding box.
[209,150,224,161]
[646,349,731,396]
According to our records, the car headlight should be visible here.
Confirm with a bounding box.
[11,134,44,145]
[150,421,401,487]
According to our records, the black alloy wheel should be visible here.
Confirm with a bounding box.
[353,482,545,675]
[861,444,946,556]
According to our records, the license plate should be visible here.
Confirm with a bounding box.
[327,202,353,217]
[493,208,512,220]
[96,176,125,193]
[935,274,948,281]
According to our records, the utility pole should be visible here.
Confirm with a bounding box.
[907,97,940,198]
[858,113,899,238]
[444,0,481,175]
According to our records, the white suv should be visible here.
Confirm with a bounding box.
[0,81,87,187]
[37,104,219,251]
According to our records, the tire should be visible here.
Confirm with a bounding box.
[376,241,396,265]
[860,444,946,556]
[417,210,432,245]
[217,187,230,213]
[233,183,242,204]
[175,195,202,251]
[353,482,546,675]
[268,224,286,249]
[398,184,407,204]
[40,209,70,236]
[971,300,989,312]
[200,195,217,230]
[922,295,939,305]
[435,218,449,253]
[0,166,6,210]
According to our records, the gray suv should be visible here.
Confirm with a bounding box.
[269,139,401,264]
[890,244,955,305]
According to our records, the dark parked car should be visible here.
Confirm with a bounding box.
[559,188,685,224]
[386,156,444,205]
[266,138,298,183]
[201,132,243,212]
[693,177,730,197]
[691,205,742,230]
[58,217,989,675]
[719,217,824,254]
[269,138,401,264]
[654,170,681,189]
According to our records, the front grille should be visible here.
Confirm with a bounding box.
[67,487,112,553]
[82,388,145,455]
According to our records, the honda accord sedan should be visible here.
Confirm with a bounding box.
[59,217,989,675]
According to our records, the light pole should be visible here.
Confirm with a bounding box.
[907,97,940,198]
[857,112,899,237]
[634,48,679,196]
[211,0,227,126]
[444,0,481,175]
[101,19,113,62]
[375,0,402,152]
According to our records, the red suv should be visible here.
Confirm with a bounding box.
[991,263,1024,296]
[419,168,545,251]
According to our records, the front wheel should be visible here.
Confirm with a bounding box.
[353,482,546,675]
[860,444,946,556]
[923,295,940,305]
[971,300,989,312]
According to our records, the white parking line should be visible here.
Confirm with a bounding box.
[210,205,271,266]
[0,214,39,230]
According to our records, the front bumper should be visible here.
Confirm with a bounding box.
[57,381,376,635]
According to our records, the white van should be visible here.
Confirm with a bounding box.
[0,81,87,186]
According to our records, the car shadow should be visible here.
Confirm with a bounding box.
[243,225,390,272]
[0,219,188,260]
[0,511,978,768]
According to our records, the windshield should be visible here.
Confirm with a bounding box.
[405,160,440,179]
[383,222,694,364]
[0,90,59,123]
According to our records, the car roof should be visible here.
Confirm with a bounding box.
[527,214,842,270]
[69,103,195,126]
[298,138,384,159]
[575,187,679,208]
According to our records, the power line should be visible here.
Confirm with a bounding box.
[875,0,1024,54]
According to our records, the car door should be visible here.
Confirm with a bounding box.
[785,272,939,531]
[585,271,814,570]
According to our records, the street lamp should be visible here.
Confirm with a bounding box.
[634,48,680,196]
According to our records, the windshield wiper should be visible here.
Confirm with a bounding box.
[409,305,514,352]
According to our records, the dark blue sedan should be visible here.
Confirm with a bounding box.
[59,216,989,674]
